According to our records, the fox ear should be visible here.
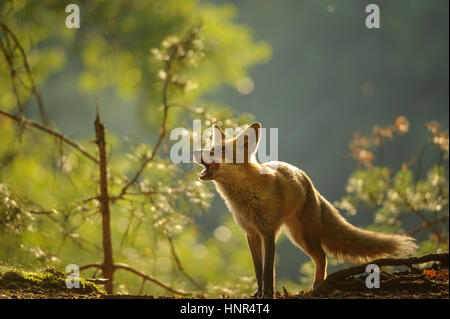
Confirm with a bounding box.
[241,122,261,153]
[242,122,261,142]
[212,124,225,144]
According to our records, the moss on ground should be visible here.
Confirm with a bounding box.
[0,266,105,297]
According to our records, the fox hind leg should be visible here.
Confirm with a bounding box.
[298,239,327,287]
[286,222,327,287]
[310,247,327,287]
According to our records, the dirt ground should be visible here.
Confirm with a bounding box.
[1,254,448,299]
[0,288,447,299]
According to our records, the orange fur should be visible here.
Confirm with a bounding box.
[195,123,417,298]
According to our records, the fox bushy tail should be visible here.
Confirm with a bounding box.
[319,196,417,264]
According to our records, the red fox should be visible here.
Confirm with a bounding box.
[193,122,417,298]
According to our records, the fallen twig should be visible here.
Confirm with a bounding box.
[313,252,449,296]
[79,263,191,296]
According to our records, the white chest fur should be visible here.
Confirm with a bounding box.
[214,181,273,233]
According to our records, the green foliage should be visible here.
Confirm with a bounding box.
[0,0,270,126]
[0,184,34,234]
[0,0,275,297]
[335,117,449,253]
[7,1,446,298]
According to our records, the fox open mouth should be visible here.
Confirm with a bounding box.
[198,160,220,180]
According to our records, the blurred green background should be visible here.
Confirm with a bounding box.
[0,0,448,296]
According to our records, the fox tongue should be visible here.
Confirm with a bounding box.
[199,163,211,177]
[198,160,218,179]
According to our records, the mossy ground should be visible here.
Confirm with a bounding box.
[0,266,105,299]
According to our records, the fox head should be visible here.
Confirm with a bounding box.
[193,122,261,181]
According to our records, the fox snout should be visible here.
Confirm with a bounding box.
[193,149,220,180]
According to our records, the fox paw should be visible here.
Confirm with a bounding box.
[262,291,274,299]
[251,290,262,299]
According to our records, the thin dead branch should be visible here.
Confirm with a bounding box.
[408,213,449,237]
[114,263,191,296]
[0,109,99,163]
[114,30,187,201]
[0,20,48,125]
[79,263,103,271]
[79,262,191,296]
[167,235,203,291]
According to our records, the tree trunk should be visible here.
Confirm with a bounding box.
[95,112,114,294]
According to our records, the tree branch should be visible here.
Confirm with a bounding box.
[326,252,449,282]
[0,109,99,164]
[0,38,24,115]
[167,235,203,291]
[112,26,202,201]
[383,174,444,239]
[408,213,449,237]
[313,252,449,296]
[114,57,172,201]
[79,263,103,271]
[113,263,191,296]
[404,201,443,238]
[0,20,48,125]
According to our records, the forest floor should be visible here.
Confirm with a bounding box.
[0,253,448,299]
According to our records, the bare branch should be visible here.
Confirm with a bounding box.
[115,58,172,200]
[28,210,56,215]
[405,201,443,238]
[114,27,201,200]
[79,263,103,271]
[114,263,191,296]
[408,213,449,236]
[0,109,99,164]
[323,253,449,283]
[0,20,48,125]
[0,38,24,115]
[167,235,203,291]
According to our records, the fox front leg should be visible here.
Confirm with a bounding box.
[262,234,276,299]
[246,233,263,298]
